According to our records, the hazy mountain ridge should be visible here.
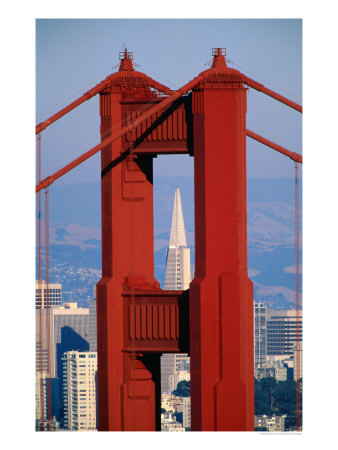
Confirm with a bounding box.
[40,178,302,307]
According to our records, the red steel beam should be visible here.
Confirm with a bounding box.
[36,122,302,193]
[36,77,174,135]
[36,78,112,135]
[243,75,302,113]
[247,129,302,164]
[147,77,175,95]
[36,75,202,193]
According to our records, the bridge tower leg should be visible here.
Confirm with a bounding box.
[96,86,160,431]
[189,49,254,431]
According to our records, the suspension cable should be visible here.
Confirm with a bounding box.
[295,163,302,430]
[36,76,201,193]
[45,187,52,430]
[37,134,45,430]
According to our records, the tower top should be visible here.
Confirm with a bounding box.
[211,48,227,69]
[169,187,187,249]
[118,47,135,71]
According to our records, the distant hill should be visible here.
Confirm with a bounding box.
[40,177,302,308]
[48,177,301,230]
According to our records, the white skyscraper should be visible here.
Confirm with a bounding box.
[62,351,97,431]
[164,187,191,290]
[161,187,191,395]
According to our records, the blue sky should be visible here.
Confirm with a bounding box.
[36,19,302,184]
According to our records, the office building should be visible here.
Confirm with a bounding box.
[164,187,191,290]
[254,302,267,368]
[36,281,62,309]
[36,303,89,378]
[161,354,190,394]
[62,351,97,431]
[36,303,90,423]
[161,188,191,395]
[266,308,302,357]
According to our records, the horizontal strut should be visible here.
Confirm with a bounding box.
[35,75,202,192]
[243,75,302,113]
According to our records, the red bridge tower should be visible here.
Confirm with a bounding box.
[37,46,302,431]
[96,48,253,431]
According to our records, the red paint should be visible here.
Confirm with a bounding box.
[96,51,183,431]
[243,75,302,113]
[190,49,254,430]
[247,129,302,163]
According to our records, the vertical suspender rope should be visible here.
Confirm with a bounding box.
[45,187,52,430]
[295,163,301,430]
[37,134,45,430]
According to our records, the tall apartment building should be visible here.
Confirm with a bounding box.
[36,281,62,309]
[88,298,97,352]
[254,302,267,368]
[62,351,97,431]
[161,188,191,395]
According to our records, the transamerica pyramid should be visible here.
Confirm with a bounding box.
[162,187,191,395]
[164,187,191,290]
[168,186,187,249]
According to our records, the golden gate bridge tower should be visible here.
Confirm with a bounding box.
[36,47,302,431]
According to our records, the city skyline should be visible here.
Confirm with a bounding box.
[34,19,301,431]
[0,0,335,446]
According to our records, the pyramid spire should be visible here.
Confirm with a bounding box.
[169,187,187,249]
[164,187,191,291]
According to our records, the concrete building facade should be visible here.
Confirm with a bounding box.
[36,303,89,378]
[62,351,97,431]
[266,308,303,357]
[36,281,62,309]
